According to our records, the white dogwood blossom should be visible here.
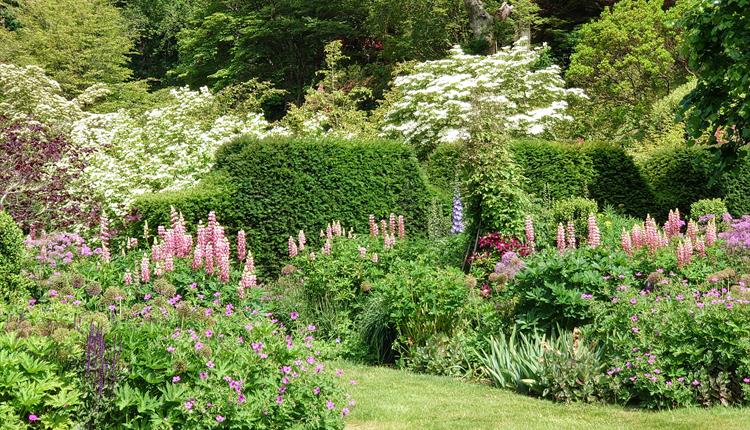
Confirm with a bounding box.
[382,40,586,153]
[0,64,86,131]
[70,86,286,215]
[1,65,285,218]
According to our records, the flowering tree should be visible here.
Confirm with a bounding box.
[381,40,585,157]
[0,118,97,232]
[71,86,286,215]
[0,64,88,132]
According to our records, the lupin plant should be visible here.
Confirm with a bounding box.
[566,220,577,250]
[587,213,600,248]
[556,223,566,254]
[524,216,535,252]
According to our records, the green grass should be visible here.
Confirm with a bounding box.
[342,363,750,430]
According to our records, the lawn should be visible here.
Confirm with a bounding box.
[343,363,750,430]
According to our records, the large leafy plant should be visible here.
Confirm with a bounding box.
[0,333,81,429]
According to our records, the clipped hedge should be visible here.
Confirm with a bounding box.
[510,139,653,218]
[637,144,720,218]
[0,211,23,275]
[583,143,654,218]
[0,211,27,299]
[135,137,431,270]
[134,172,236,233]
[424,142,462,196]
[511,139,594,201]
[722,152,750,216]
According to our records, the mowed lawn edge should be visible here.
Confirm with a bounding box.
[341,363,750,430]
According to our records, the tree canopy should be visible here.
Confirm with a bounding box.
[679,0,750,149]
[0,0,133,95]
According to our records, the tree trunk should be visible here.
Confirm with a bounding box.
[464,0,496,54]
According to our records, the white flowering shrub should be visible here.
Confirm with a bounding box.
[0,64,85,131]
[71,86,286,215]
[381,41,586,156]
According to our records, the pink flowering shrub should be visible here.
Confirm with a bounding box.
[595,271,750,408]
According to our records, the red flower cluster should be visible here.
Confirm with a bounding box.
[473,233,531,260]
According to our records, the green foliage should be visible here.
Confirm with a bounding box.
[538,330,607,403]
[369,260,469,363]
[120,0,202,86]
[366,0,468,62]
[0,211,28,301]
[282,41,378,137]
[550,197,598,238]
[477,326,547,393]
[511,139,594,201]
[566,0,689,141]
[506,247,630,330]
[426,198,452,240]
[593,272,750,408]
[272,230,469,362]
[477,325,607,401]
[424,142,462,197]
[172,0,368,102]
[467,142,528,237]
[132,172,236,237]
[690,199,729,221]
[680,0,750,147]
[509,140,659,219]
[722,151,750,216]
[0,0,134,95]
[637,144,720,218]
[403,330,483,379]
[583,143,654,218]
[642,79,697,146]
[0,211,22,275]
[0,332,80,428]
[13,224,351,428]
[103,313,347,428]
